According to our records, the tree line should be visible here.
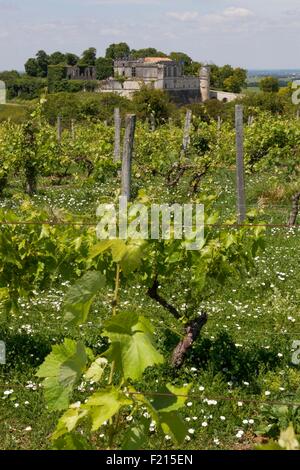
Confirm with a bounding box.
[20,43,247,93]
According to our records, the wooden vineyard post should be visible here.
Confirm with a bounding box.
[114,108,121,162]
[121,114,136,201]
[235,105,246,224]
[181,109,192,157]
[57,116,62,143]
[217,115,222,131]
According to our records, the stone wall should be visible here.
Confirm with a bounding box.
[66,65,96,81]
[210,89,240,102]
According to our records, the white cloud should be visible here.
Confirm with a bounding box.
[167,11,199,22]
[223,7,254,18]
[166,6,256,32]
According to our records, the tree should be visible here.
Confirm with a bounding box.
[224,70,246,93]
[105,43,130,60]
[210,64,247,92]
[36,50,49,77]
[169,52,200,76]
[169,52,192,67]
[49,51,66,65]
[130,48,167,59]
[0,70,20,82]
[25,58,39,77]
[260,76,280,93]
[80,48,97,66]
[96,57,113,80]
[65,53,79,66]
[132,85,174,123]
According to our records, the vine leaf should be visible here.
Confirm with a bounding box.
[122,418,148,450]
[84,387,132,431]
[130,383,191,445]
[52,407,89,440]
[63,271,106,325]
[84,357,107,382]
[53,432,93,450]
[36,339,89,411]
[89,239,146,276]
[103,312,164,380]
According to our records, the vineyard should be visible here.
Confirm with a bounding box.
[0,99,299,451]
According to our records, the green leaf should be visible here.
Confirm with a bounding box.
[120,240,146,276]
[53,432,93,450]
[85,357,108,382]
[84,387,132,431]
[131,384,191,445]
[37,339,88,411]
[52,406,89,440]
[103,312,164,380]
[152,384,191,444]
[151,384,192,413]
[63,271,106,325]
[122,419,148,450]
[89,240,114,259]
[160,411,187,444]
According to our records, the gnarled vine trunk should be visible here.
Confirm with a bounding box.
[148,279,208,368]
[288,192,300,226]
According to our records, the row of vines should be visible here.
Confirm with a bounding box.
[0,99,299,449]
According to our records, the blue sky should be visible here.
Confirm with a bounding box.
[0,0,299,70]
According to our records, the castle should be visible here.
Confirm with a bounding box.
[65,58,239,104]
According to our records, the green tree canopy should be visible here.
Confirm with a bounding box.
[260,76,280,93]
[211,64,247,92]
[25,58,39,77]
[169,52,200,76]
[132,85,174,123]
[105,43,130,60]
[0,70,20,82]
[79,48,97,66]
[49,51,66,65]
[36,50,49,77]
[130,48,167,59]
[96,57,113,80]
[65,53,79,66]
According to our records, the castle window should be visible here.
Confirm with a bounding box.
[132,67,136,77]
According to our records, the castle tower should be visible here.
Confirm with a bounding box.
[200,65,210,102]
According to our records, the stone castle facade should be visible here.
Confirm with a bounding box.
[65,58,239,104]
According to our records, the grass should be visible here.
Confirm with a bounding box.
[0,103,29,123]
[0,166,299,450]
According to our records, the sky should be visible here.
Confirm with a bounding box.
[0,0,300,71]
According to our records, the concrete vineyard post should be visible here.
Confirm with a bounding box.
[235,105,246,223]
[71,119,75,141]
[121,114,136,201]
[114,108,121,162]
[181,109,192,157]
